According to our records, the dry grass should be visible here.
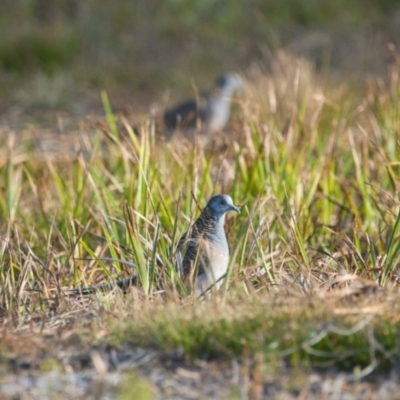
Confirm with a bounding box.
[1,50,400,397]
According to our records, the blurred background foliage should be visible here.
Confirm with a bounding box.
[0,0,399,122]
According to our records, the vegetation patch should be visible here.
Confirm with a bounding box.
[1,41,400,397]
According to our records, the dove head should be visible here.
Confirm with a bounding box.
[205,194,240,222]
[215,73,244,92]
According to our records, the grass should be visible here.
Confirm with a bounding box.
[1,0,400,115]
[110,293,399,373]
[1,50,400,397]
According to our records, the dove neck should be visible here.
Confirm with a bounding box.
[197,208,227,242]
[220,84,236,102]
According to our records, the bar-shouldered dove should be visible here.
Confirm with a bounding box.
[164,73,243,139]
[176,194,240,295]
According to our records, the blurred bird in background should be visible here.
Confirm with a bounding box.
[164,73,243,140]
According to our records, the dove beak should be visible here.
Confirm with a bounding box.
[230,205,240,214]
